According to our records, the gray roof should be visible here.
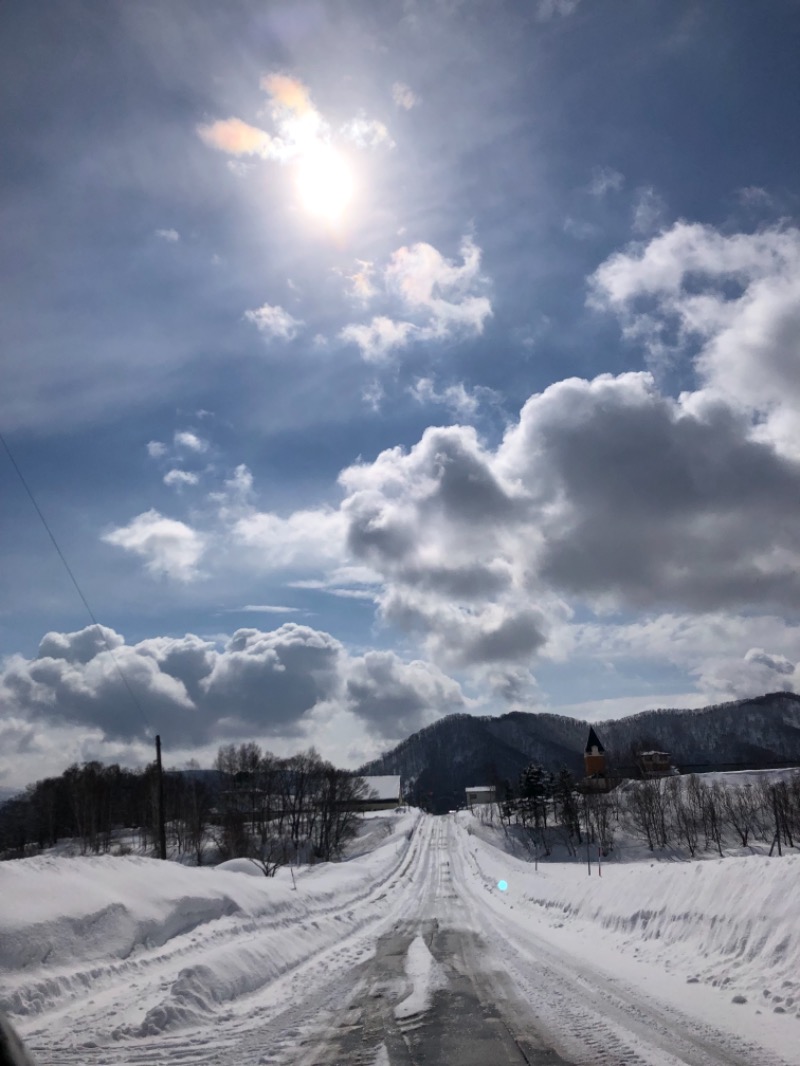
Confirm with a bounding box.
[362,775,401,800]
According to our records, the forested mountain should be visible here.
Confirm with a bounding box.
[359,692,800,813]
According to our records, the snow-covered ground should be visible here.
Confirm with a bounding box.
[1,807,798,1064]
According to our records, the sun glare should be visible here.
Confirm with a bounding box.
[296,144,355,225]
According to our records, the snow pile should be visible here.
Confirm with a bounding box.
[0,808,420,1031]
[466,814,800,1014]
[394,934,449,1021]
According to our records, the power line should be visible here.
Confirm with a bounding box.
[0,430,153,735]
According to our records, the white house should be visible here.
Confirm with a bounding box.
[356,775,403,811]
[465,785,496,808]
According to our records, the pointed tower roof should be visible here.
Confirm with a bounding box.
[584,726,605,754]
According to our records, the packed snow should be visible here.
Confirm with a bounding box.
[1,804,798,1064]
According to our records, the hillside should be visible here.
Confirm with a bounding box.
[359,692,800,812]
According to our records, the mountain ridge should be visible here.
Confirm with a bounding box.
[358,691,800,813]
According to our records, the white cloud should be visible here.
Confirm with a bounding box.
[164,469,200,488]
[340,316,415,362]
[631,185,666,235]
[197,117,275,158]
[0,623,474,783]
[537,0,581,20]
[155,228,180,242]
[228,604,302,614]
[590,221,800,456]
[340,236,492,361]
[392,82,418,110]
[198,74,392,174]
[245,303,302,341]
[563,216,600,241]
[409,377,481,418]
[385,235,491,334]
[102,510,206,581]
[147,440,167,458]
[346,651,466,737]
[341,115,395,149]
[174,430,208,453]
[346,260,378,302]
[737,186,774,208]
[233,507,347,570]
[588,166,624,197]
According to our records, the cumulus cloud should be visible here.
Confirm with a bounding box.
[590,222,800,455]
[569,612,800,703]
[386,236,491,334]
[340,237,492,361]
[164,469,200,489]
[340,316,414,362]
[409,377,483,418]
[0,624,345,745]
[147,440,166,458]
[696,648,799,702]
[346,651,466,737]
[232,507,347,570]
[392,82,418,110]
[327,346,800,679]
[336,423,554,675]
[0,625,471,778]
[155,228,180,242]
[245,302,302,340]
[499,372,800,610]
[102,510,206,581]
[174,430,208,453]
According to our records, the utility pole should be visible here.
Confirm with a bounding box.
[771,786,782,858]
[156,734,167,860]
[584,792,591,875]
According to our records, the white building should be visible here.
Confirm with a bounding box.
[465,785,496,808]
[357,775,403,811]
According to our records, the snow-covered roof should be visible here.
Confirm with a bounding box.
[465,785,495,792]
[361,775,401,800]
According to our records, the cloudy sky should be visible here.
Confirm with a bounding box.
[2,0,800,787]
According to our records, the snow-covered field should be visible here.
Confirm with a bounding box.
[1,806,798,1065]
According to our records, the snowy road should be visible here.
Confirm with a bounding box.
[6,814,798,1066]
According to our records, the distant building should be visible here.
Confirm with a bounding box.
[465,785,496,808]
[637,751,674,778]
[580,726,619,793]
[584,726,606,777]
[354,775,402,811]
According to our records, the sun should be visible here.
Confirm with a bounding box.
[295,144,355,226]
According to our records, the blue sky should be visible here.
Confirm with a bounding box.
[2,0,800,786]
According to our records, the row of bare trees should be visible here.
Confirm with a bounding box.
[0,744,371,869]
[623,773,800,855]
[495,764,800,860]
[211,743,370,873]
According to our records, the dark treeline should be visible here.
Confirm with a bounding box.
[0,743,370,871]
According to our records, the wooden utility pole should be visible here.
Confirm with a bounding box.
[771,786,782,857]
[156,734,167,860]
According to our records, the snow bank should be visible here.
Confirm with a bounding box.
[0,808,420,1029]
[468,816,800,1015]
